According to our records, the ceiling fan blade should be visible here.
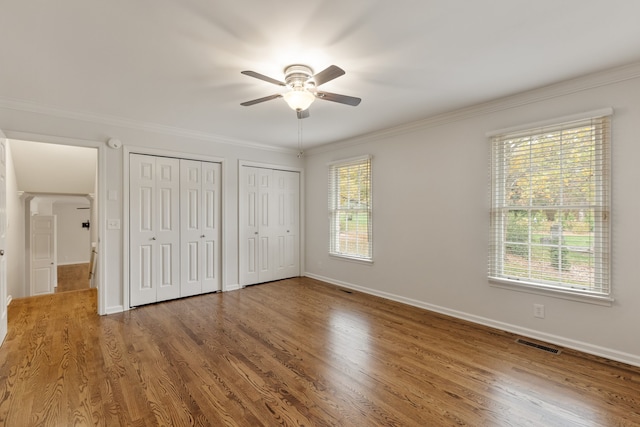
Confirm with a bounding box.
[297,109,310,119]
[240,94,282,106]
[241,70,286,86]
[316,91,361,106]
[311,65,345,86]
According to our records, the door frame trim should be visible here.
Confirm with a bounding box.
[123,146,226,311]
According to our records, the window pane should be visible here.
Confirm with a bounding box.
[335,211,370,258]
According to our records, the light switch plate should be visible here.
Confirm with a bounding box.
[107,219,121,230]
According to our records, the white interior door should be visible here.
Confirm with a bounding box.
[180,160,203,297]
[273,170,300,281]
[257,168,275,283]
[239,166,300,286]
[130,154,156,306]
[154,157,181,302]
[130,154,180,306]
[201,161,221,293]
[0,133,7,344]
[180,160,221,296]
[31,215,57,296]
[239,166,260,286]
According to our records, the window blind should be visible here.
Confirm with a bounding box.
[489,114,610,296]
[328,156,372,260]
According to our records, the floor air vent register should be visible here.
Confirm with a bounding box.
[515,338,562,355]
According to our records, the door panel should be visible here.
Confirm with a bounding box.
[130,154,180,306]
[138,245,153,289]
[272,170,300,281]
[240,167,260,285]
[154,157,180,302]
[130,155,157,306]
[180,160,221,296]
[201,162,220,293]
[32,268,52,295]
[139,187,153,231]
[282,170,300,279]
[31,215,56,296]
[180,160,202,297]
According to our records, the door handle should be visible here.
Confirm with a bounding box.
[200,235,205,238]
[254,232,258,235]
[151,237,156,241]
[0,249,4,256]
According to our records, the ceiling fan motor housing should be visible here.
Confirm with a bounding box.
[284,64,315,89]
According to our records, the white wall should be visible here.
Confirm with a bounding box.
[53,201,91,265]
[5,143,25,300]
[30,198,53,216]
[0,107,303,315]
[304,66,640,367]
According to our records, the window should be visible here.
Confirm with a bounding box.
[328,156,372,261]
[489,111,611,299]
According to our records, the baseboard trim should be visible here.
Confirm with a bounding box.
[224,284,242,292]
[304,272,640,368]
[105,305,124,315]
[6,295,12,307]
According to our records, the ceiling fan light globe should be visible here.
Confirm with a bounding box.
[283,89,315,111]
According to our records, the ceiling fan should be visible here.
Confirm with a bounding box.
[240,64,361,119]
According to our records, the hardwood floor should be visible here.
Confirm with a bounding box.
[56,263,90,293]
[1,277,639,426]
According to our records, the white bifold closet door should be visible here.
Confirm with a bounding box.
[130,154,181,306]
[180,159,221,297]
[239,166,299,286]
[130,154,221,307]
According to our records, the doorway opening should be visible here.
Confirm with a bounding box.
[6,139,98,300]
[26,194,95,295]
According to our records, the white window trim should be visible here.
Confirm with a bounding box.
[489,278,614,306]
[488,109,612,303]
[486,108,614,137]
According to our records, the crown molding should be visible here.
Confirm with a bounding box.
[306,61,640,156]
[0,97,296,155]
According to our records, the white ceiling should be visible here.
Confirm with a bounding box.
[2,1,640,150]
[10,140,97,194]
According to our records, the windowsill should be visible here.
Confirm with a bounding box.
[329,254,374,265]
[489,277,614,306]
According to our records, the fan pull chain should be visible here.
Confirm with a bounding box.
[297,118,304,158]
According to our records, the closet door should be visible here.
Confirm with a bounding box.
[272,170,300,281]
[180,160,221,297]
[200,161,221,293]
[239,166,300,286]
[257,168,276,283]
[130,154,180,306]
[239,166,260,286]
[239,167,275,285]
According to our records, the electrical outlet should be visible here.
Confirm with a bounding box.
[533,304,545,319]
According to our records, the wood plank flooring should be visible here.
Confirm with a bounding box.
[1,277,639,426]
[56,263,90,293]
